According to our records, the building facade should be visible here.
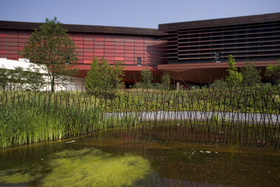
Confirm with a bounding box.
[158,12,280,84]
[1,12,280,87]
[0,21,163,87]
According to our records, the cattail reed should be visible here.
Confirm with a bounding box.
[0,84,280,149]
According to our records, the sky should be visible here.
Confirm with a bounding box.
[0,0,280,28]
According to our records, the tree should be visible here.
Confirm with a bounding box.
[140,68,153,89]
[161,73,171,91]
[241,62,261,85]
[225,55,243,86]
[265,60,280,84]
[0,65,46,91]
[85,57,124,97]
[0,66,8,90]
[19,17,78,92]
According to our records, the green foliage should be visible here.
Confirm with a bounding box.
[135,68,153,89]
[19,17,78,92]
[211,79,227,88]
[0,65,46,91]
[265,60,280,83]
[85,57,124,97]
[225,55,243,86]
[241,62,261,85]
[160,73,171,91]
[1,82,280,149]
[0,66,8,90]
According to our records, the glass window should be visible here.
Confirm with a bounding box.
[137,57,141,66]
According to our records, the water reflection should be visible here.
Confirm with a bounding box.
[0,125,280,186]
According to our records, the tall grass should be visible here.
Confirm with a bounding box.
[0,83,280,148]
[0,91,137,148]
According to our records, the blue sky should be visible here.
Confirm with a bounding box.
[1,0,280,28]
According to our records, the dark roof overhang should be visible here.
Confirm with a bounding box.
[0,20,160,36]
[159,12,280,32]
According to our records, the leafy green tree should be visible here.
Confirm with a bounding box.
[0,66,8,90]
[24,65,46,90]
[225,55,243,86]
[0,65,46,91]
[139,68,153,89]
[85,57,124,97]
[161,73,171,91]
[19,17,78,92]
[241,62,261,85]
[265,60,280,84]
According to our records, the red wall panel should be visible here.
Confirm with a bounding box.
[84,44,93,49]
[75,44,84,48]
[125,46,135,50]
[115,42,124,46]
[0,38,6,43]
[104,56,114,60]
[104,53,114,57]
[84,34,94,41]
[94,52,104,57]
[135,43,144,47]
[124,57,135,61]
[84,49,94,52]
[105,36,114,41]
[7,46,18,50]
[94,45,104,49]
[74,40,84,45]
[94,49,104,53]
[6,38,18,42]
[125,42,134,46]
[73,34,84,41]
[7,54,18,59]
[6,43,17,46]
[125,53,134,57]
[115,45,124,50]
[115,49,124,54]
[19,38,28,43]
[94,36,104,41]
[18,33,30,39]
[104,49,114,53]
[84,60,92,64]
[94,41,104,45]
[84,56,93,60]
[84,52,94,56]
[105,41,114,46]
[84,41,94,45]
[124,61,135,65]
[115,57,124,61]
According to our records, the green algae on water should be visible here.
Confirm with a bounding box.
[0,172,40,184]
[41,148,152,187]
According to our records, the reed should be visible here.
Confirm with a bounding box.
[0,83,280,149]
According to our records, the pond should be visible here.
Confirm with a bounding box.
[0,124,280,187]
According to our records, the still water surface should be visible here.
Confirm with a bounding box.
[0,126,280,186]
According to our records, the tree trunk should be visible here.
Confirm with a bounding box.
[51,76,55,92]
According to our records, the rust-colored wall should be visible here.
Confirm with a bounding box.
[0,30,162,84]
[68,33,160,66]
[0,30,31,60]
